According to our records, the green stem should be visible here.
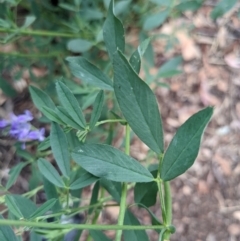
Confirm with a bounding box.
[0,219,164,230]
[157,181,166,225]
[0,185,43,214]
[164,182,172,225]
[156,153,166,224]
[57,55,72,79]
[86,187,105,241]
[37,150,52,158]
[95,119,126,127]
[37,197,108,221]
[36,195,113,222]
[115,124,130,241]
[0,51,66,58]
[86,209,101,241]
[0,28,83,38]
[163,181,172,241]
[157,153,164,178]
[158,228,167,241]
[125,124,130,156]
[23,185,43,198]
[66,188,70,209]
[157,153,173,241]
[115,182,128,241]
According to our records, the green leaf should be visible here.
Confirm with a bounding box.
[143,9,169,31]
[0,215,18,241]
[5,196,23,219]
[69,170,83,202]
[30,232,43,241]
[88,181,100,214]
[131,203,162,230]
[82,91,98,110]
[80,9,104,20]
[0,19,11,28]
[72,144,154,182]
[29,86,55,112]
[59,3,79,12]
[114,0,131,16]
[37,158,65,188]
[42,107,65,125]
[21,16,36,28]
[129,38,151,74]
[6,163,28,189]
[5,195,37,219]
[50,123,70,177]
[156,56,182,78]
[67,39,93,53]
[42,176,61,212]
[66,130,80,150]
[55,106,83,130]
[123,210,150,241]
[176,1,202,12]
[30,199,57,219]
[161,107,213,181]
[103,0,125,61]
[134,170,158,207]
[0,77,17,97]
[29,162,41,191]
[109,111,126,125]
[113,50,164,154]
[16,149,34,161]
[140,32,154,67]
[89,90,104,130]
[150,0,172,6]
[157,70,182,79]
[56,81,86,129]
[66,57,113,91]
[37,137,50,151]
[100,178,121,203]
[89,230,111,241]
[69,170,99,190]
[210,0,237,20]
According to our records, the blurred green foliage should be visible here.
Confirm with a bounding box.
[0,1,184,91]
[0,0,238,100]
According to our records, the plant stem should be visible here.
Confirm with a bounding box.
[66,188,70,209]
[157,153,164,178]
[0,28,83,38]
[57,55,72,79]
[95,119,126,127]
[156,153,166,224]
[86,187,105,241]
[115,124,130,241]
[164,182,172,225]
[0,219,164,230]
[125,124,130,156]
[0,185,44,215]
[23,185,43,198]
[163,181,172,241]
[157,181,166,224]
[157,153,173,241]
[0,51,66,58]
[115,182,127,240]
[37,196,111,222]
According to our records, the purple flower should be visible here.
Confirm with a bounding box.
[27,128,45,141]
[0,119,8,128]
[9,123,31,141]
[9,122,31,139]
[0,110,45,149]
[10,110,33,124]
